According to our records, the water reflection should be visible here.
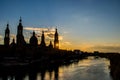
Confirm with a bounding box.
[0,57,112,80]
[58,57,111,80]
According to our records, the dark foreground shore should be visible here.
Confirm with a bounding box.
[0,52,120,80]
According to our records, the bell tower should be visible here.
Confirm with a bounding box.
[30,31,38,46]
[4,23,10,46]
[40,31,46,48]
[54,28,59,49]
[16,17,26,46]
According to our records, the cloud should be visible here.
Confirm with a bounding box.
[23,27,63,44]
[10,34,16,38]
[90,45,120,52]
[0,35,3,38]
[0,35,4,44]
[24,27,55,38]
[59,36,63,40]
[64,42,72,45]
[0,35,3,41]
[60,41,72,49]
[24,27,49,31]
[93,45,120,50]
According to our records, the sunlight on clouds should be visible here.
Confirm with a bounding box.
[0,35,3,39]
[24,27,63,39]
[24,27,55,37]
[59,36,63,40]
[23,27,63,45]
[2,26,120,53]
[79,44,94,52]
[64,42,72,45]
[79,43,120,53]
[0,35,3,44]
[24,27,49,31]
[90,45,120,53]
[60,41,72,50]
[59,41,120,53]
[10,34,16,38]
[10,34,16,43]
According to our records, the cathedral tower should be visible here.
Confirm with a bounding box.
[4,23,10,46]
[16,17,26,46]
[40,31,46,47]
[30,31,38,47]
[54,28,59,49]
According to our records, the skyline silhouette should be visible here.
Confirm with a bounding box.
[1,17,120,53]
[3,17,59,49]
[0,0,120,52]
[0,18,119,80]
[0,0,120,80]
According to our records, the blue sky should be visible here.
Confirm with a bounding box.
[0,0,120,52]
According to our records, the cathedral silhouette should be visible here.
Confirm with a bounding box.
[0,17,59,59]
[4,17,59,48]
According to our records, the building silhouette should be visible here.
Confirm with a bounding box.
[29,31,38,47]
[40,31,46,48]
[0,17,60,58]
[49,41,53,49]
[4,23,10,46]
[16,17,26,46]
[6,17,59,49]
[54,28,59,49]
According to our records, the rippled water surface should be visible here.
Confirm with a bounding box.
[23,57,112,80]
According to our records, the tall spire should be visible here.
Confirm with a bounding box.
[49,41,53,48]
[18,17,22,27]
[7,22,9,27]
[19,16,22,23]
[41,31,45,42]
[40,31,46,47]
[6,23,10,32]
[33,31,35,36]
[16,17,26,46]
[4,23,10,46]
[54,28,59,49]
[5,22,10,35]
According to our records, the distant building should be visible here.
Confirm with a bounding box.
[94,51,99,54]
[74,49,82,54]
[54,28,59,49]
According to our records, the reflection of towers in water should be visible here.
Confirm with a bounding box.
[54,66,59,80]
[4,23,10,46]
[54,28,59,49]
[28,71,37,80]
[40,66,59,80]
[41,70,45,80]
[16,17,26,46]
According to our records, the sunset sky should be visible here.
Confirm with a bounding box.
[0,0,120,52]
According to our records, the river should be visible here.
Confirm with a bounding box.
[22,57,112,80]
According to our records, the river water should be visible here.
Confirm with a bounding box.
[23,57,112,80]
